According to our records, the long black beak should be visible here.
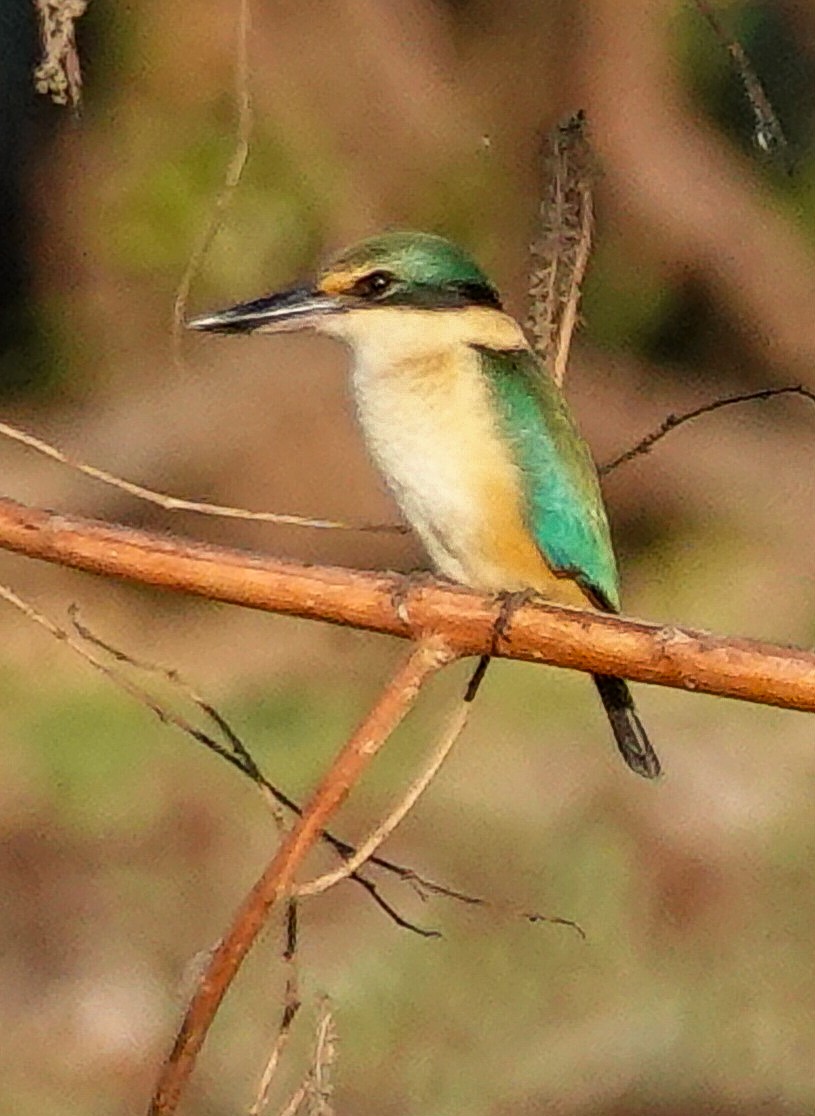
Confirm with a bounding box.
[186,286,345,335]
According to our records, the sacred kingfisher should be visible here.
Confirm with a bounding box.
[188,231,660,779]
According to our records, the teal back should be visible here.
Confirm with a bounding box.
[477,346,620,611]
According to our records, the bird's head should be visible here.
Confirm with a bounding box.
[187,231,504,344]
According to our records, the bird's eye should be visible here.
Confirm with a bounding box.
[352,270,394,299]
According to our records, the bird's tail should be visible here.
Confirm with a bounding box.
[592,673,661,779]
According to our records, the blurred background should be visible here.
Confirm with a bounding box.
[0,1,813,1113]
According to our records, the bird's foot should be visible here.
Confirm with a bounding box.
[462,589,541,707]
[491,588,541,653]
[389,568,448,628]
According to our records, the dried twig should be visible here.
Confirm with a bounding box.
[33,0,88,110]
[306,998,337,1116]
[0,418,404,533]
[0,582,585,938]
[0,583,270,778]
[66,605,440,936]
[277,1083,308,1116]
[402,873,585,939]
[249,901,302,1116]
[527,111,595,386]
[600,385,815,475]
[693,0,791,168]
[271,996,337,1116]
[148,636,458,1116]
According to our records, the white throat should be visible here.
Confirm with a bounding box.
[316,305,535,590]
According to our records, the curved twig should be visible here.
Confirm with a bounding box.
[600,385,815,475]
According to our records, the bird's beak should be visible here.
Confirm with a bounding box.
[186,286,345,335]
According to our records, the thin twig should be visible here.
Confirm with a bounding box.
[249,901,302,1116]
[0,583,275,784]
[148,636,458,1116]
[297,702,470,899]
[70,606,268,781]
[693,0,791,169]
[307,998,337,1116]
[277,1085,307,1116]
[171,0,253,365]
[68,604,279,826]
[464,654,491,703]
[600,385,815,475]
[66,605,439,935]
[402,872,585,939]
[0,418,404,533]
[272,997,337,1116]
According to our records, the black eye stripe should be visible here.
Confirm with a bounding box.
[343,272,502,310]
[448,281,501,309]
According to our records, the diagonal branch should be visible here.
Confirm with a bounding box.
[64,606,438,937]
[148,635,457,1116]
[0,496,812,712]
[296,702,471,899]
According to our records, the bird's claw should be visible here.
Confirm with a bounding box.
[491,588,541,653]
[389,569,439,628]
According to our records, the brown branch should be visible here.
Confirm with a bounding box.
[0,497,812,712]
[296,701,471,899]
[148,636,457,1116]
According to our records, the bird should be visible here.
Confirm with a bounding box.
[188,231,661,779]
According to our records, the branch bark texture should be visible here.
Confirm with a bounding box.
[0,497,813,713]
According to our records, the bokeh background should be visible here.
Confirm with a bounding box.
[1,1,814,1113]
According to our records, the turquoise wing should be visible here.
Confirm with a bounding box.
[476,345,620,611]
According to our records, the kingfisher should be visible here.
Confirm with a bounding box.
[188,231,660,778]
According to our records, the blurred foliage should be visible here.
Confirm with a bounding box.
[584,3,815,366]
[104,121,331,290]
[2,656,812,1115]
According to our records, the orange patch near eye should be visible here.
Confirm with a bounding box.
[318,267,371,296]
